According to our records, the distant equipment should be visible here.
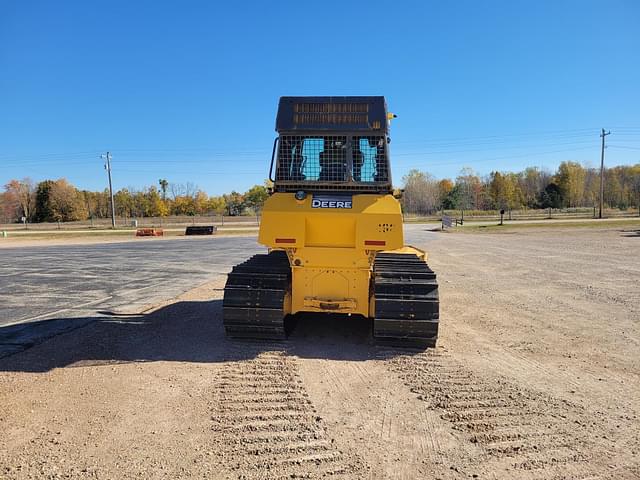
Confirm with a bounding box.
[185,226,217,235]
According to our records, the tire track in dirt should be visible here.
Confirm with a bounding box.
[210,340,364,479]
[294,349,475,479]
[379,348,635,480]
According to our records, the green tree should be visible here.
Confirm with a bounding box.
[114,188,134,218]
[244,185,270,214]
[455,167,482,211]
[604,169,623,209]
[443,184,461,210]
[539,182,563,209]
[488,172,516,210]
[556,161,586,207]
[192,191,208,214]
[145,187,168,217]
[631,165,640,212]
[171,196,197,216]
[34,180,55,222]
[437,178,454,208]
[207,196,227,215]
[223,191,245,216]
[507,172,525,209]
[34,179,87,222]
[519,167,546,208]
[132,190,150,217]
[583,168,600,208]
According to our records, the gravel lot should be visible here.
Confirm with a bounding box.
[0,224,638,479]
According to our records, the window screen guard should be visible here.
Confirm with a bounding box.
[275,135,390,191]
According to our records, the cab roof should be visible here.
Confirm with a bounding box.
[276,96,388,133]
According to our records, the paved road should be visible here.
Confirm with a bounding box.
[0,236,264,327]
[0,236,265,357]
[0,225,438,357]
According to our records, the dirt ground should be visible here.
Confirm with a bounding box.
[0,225,638,479]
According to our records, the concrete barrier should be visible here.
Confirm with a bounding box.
[185,225,217,235]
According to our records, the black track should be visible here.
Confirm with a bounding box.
[222,250,291,339]
[373,252,439,348]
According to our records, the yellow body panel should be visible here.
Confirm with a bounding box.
[258,193,404,316]
[384,245,428,262]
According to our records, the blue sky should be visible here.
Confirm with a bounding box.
[1,0,639,195]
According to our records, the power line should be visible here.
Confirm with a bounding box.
[0,151,102,161]
[392,134,596,151]
[3,126,640,162]
[116,169,264,175]
[392,127,601,145]
[0,126,616,160]
[2,126,638,189]
[1,137,604,168]
[609,145,640,151]
[396,145,595,169]
[393,139,597,157]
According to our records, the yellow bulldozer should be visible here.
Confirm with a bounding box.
[223,96,439,347]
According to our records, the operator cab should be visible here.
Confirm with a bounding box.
[272,96,393,193]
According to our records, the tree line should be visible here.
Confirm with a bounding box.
[402,162,640,215]
[2,160,639,223]
[0,178,269,223]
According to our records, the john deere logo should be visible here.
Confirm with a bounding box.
[311,195,352,209]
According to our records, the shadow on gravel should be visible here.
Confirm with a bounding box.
[286,313,377,362]
[0,300,417,372]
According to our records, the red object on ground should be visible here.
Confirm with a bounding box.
[136,228,164,237]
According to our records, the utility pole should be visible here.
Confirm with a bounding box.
[598,129,611,219]
[101,152,116,228]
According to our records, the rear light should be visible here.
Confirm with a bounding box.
[275,238,296,244]
[364,240,385,246]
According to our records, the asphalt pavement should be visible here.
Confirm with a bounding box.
[0,225,438,358]
[0,236,264,357]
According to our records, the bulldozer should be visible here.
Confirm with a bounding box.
[222,96,439,347]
